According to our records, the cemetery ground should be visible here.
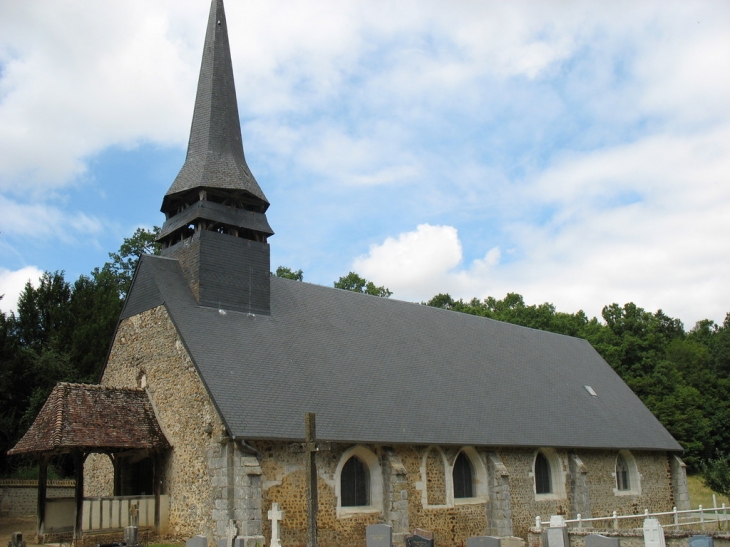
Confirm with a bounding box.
[0,476,728,546]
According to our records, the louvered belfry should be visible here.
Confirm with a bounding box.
[157,0,273,315]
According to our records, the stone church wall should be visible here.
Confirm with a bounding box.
[83,305,681,547]
[250,443,677,547]
[85,305,225,540]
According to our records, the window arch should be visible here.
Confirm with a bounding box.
[341,456,369,507]
[533,448,566,500]
[534,452,551,495]
[335,446,383,516]
[453,452,474,498]
[614,450,641,496]
[616,454,630,491]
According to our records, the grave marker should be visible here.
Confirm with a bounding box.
[689,536,714,547]
[268,503,285,547]
[544,517,568,547]
[406,529,434,547]
[643,518,666,547]
[466,536,501,547]
[365,524,393,547]
[366,524,392,547]
[7,532,26,547]
[585,534,620,547]
[185,535,208,547]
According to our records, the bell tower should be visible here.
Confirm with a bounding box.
[157,0,273,315]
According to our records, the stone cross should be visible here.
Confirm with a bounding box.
[226,519,238,547]
[268,503,285,547]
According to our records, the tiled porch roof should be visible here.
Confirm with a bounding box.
[8,383,170,456]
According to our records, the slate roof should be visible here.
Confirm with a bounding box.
[120,253,683,452]
[8,383,170,456]
[162,0,267,212]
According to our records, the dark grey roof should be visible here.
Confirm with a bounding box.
[162,0,267,211]
[121,254,683,452]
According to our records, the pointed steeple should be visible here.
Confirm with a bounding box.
[161,0,268,216]
[157,0,273,315]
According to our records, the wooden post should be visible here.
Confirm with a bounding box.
[304,413,318,547]
[154,453,162,535]
[73,450,85,541]
[37,455,48,540]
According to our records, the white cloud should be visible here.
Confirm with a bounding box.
[0,195,104,242]
[353,121,730,326]
[0,266,43,314]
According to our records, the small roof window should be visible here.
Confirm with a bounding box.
[585,385,598,397]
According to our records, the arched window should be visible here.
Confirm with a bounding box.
[614,450,641,496]
[453,452,474,498]
[335,446,383,516]
[341,456,370,507]
[616,453,630,491]
[534,451,552,495]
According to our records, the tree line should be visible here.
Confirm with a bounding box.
[1,228,729,495]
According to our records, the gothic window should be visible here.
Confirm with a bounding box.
[614,450,641,495]
[335,446,383,516]
[534,451,552,495]
[341,455,369,507]
[616,453,630,491]
[453,452,474,498]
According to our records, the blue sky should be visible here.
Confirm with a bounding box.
[1,0,729,327]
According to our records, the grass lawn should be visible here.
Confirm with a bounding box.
[687,474,730,508]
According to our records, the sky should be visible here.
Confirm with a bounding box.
[0,0,729,328]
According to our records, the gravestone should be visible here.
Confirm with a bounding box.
[186,535,208,547]
[124,525,140,546]
[466,536,501,547]
[405,529,434,547]
[500,537,525,547]
[217,520,238,547]
[643,518,666,547]
[8,532,25,547]
[689,536,714,547]
[544,521,568,547]
[366,524,392,547]
[585,534,620,547]
[268,503,285,547]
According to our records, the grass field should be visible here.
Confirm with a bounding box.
[687,474,730,508]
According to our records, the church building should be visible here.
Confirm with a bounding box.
[79,1,687,545]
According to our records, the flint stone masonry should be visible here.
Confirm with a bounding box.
[86,306,232,542]
[0,481,75,517]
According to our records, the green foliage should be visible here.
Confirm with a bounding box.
[275,266,303,281]
[0,232,139,476]
[334,272,392,298]
[102,226,161,296]
[701,454,730,498]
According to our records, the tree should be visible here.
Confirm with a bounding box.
[334,272,392,298]
[701,454,730,498]
[275,266,303,281]
[102,226,161,296]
